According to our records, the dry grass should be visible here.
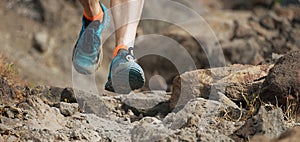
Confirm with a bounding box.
[0,54,23,86]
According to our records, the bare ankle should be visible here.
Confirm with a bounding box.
[82,1,104,21]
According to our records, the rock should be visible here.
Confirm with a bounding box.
[74,90,122,119]
[87,114,132,141]
[271,126,300,142]
[272,36,288,54]
[214,92,239,109]
[39,86,78,104]
[6,135,18,142]
[33,32,49,53]
[1,106,23,119]
[222,38,264,65]
[251,135,272,142]
[60,88,77,103]
[164,98,244,135]
[70,130,81,140]
[231,106,287,141]
[290,29,300,48]
[274,5,295,20]
[131,117,175,141]
[232,20,256,39]
[198,132,234,142]
[260,15,277,30]
[249,19,279,41]
[261,51,300,106]
[37,86,123,119]
[25,95,66,131]
[171,64,273,109]
[203,10,252,43]
[119,91,171,116]
[46,86,63,102]
[0,77,16,106]
[59,102,79,116]
[128,97,242,142]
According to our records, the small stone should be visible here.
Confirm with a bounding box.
[6,135,18,142]
[59,102,79,116]
[260,15,276,30]
[149,75,168,91]
[33,32,48,53]
[71,130,81,140]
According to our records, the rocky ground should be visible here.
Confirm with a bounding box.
[1,51,300,141]
[1,0,300,141]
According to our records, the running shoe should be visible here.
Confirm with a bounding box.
[105,46,145,94]
[72,3,109,74]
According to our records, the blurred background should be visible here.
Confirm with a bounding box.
[0,0,299,92]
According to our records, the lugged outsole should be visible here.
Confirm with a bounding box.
[110,65,145,94]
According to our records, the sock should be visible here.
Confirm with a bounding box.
[113,44,129,57]
[83,8,103,21]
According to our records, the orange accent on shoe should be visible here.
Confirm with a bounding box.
[83,10,103,21]
[113,44,129,57]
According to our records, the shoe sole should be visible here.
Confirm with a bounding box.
[111,63,145,94]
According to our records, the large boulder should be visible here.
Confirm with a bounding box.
[261,51,300,106]
[171,64,273,109]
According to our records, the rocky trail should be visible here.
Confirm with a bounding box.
[1,0,300,141]
[1,51,300,141]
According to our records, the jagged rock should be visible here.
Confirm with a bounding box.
[131,117,175,141]
[87,114,133,141]
[34,86,121,119]
[164,98,244,135]
[59,102,79,116]
[171,64,273,109]
[261,51,300,106]
[74,90,123,119]
[0,77,16,106]
[231,106,287,141]
[119,91,170,116]
[1,106,23,119]
[1,91,133,142]
[120,97,242,141]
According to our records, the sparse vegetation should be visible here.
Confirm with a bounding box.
[0,54,23,86]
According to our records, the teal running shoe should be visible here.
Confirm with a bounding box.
[72,3,109,74]
[105,47,145,94]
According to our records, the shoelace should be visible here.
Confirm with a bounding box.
[125,47,136,61]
